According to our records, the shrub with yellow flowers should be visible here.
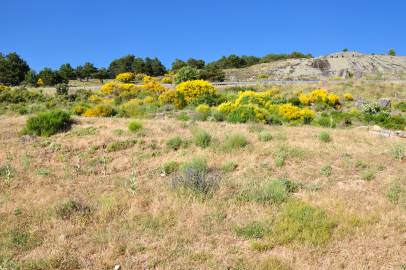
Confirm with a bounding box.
[327,93,340,106]
[142,76,166,93]
[161,77,172,84]
[72,104,89,115]
[344,93,353,101]
[158,89,177,105]
[36,78,44,87]
[234,90,276,107]
[196,104,211,114]
[143,96,155,104]
[115,72,135,83]
[0,84,10,92]
[298,88,340,106]
[83,104,114,117]
[120,99,144,117]
[88,95,103,103]
[175,80,216,104]
[277,103,315,122]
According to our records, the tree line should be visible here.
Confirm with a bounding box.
[0,51,314,86]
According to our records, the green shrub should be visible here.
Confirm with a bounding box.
[321,165,332,176]
[177,111,190,121]
[274,148,287,167]
[386,182,405,204]
[258,131,272,142]
[237,179,300,204]
[223,133,248,151]
[211,109,225,122]
[55,83,69,96]
[361,170,375,181]
[174,66,200,84]
[256,257,291,270]
[162,161,179,175]
[395,101,406,112]
[319,131,331,142]
[192,129,212,148]
[23,110,72,137]
[171,158,219,195]
[272,200,336,246]
[166,136,188,151]
[128,120,143,133]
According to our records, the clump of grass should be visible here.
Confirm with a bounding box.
[258,131,273,142]
[128,120,143,133]
[55,199,90,220]
[390,143,405,161]
[237,179,300,204]
[319,131,331,142]
[166,136,189,151]
[220,161,238,173]
[271,200,336,246]
[223,133,248,151]
[234,222,270,239]
[71,126,98,136]
[171,158,220,196]
[321,164,332,176]
[256,257,292,270]
[192,129,212,148]
[177,111,190,121]
[106,139,137,152]
[361,170,375,181]
[161,161,179,175]
[274,148,287,167]
[386,182,405,204]
[22,110,72,137]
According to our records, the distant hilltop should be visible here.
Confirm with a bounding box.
[224,52,406,81]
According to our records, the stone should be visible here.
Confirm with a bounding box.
[378,98,391,109]
[354,97,368,108]
[19,135,35,143]
[114,265,121,270]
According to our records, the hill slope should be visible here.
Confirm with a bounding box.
[225,52,406,81]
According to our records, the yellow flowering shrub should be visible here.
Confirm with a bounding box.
[115,72,135,83]
[88,95,103,103]
[72,104,87,115]
[161,77,172,84]
[83,105,114,117]
[0,84,10,92]
[344,93,353,101]
[101,81,138,95]
[298,93,310,105]
[327,93,340,106]
[234,90,277,107]
[36,78,44,87]
[300,107,316,121]
[217,102,235,114]
[309,89,328,103]
[158,89,177,105]
[143,76,166,93]
[143,96,155,104]
[120,99,143,117]
[278,103,303,120]
[298,88,340,106]
[196,104,211,114]
[101,82,120,94]
[175,80,216,104]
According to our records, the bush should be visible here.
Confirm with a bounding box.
[23,110,72,137]
[55,83,69,96]
[235,222,269,239]
[83,105,115,117]
[319,131,331,142]
[390,143,404,161]
[192,129,212,148]
[128,120,143,133]
[161,77,172,84]
[162,161,179,175]
[175,80,217,105]
[174,66,200,84]
[166,136,188,151]
[171,158,219,195]
[116,72,135,82]
[220,161,238,173]
[258,131,272,142]
[223,133,248,151]
[55,199,90,220]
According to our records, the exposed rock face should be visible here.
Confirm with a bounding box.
[378,98,391,109]
[224,52,406,81]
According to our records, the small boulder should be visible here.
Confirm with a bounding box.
[354,97,368,108]
[114,265,121,270]
[378,98,391,109]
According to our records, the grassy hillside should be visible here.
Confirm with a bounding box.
[0,115,405,269]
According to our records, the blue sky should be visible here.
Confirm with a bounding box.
[2,0,405,71]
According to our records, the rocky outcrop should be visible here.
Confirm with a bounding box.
[224,52,406,81]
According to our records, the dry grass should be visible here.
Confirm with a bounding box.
[0,116,405,269]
